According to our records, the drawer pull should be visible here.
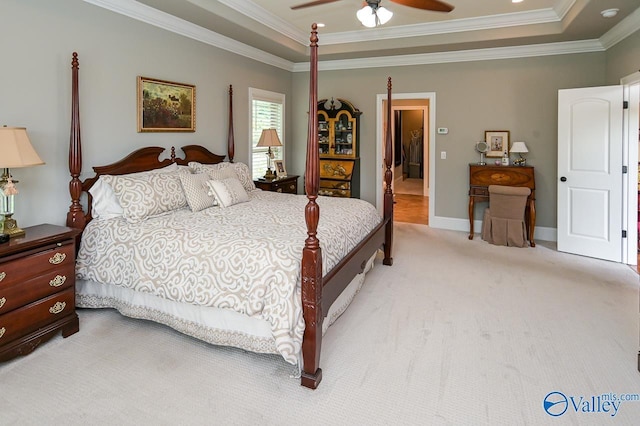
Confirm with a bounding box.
[289,185,295,190]
[277,188,283,193]
[49,253,66,265]
[0,272,5,282]
[0,297,5,309]
[49,275,67,287]
[49,301,66,314]
[0,327,4,339]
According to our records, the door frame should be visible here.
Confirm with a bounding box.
[621,71,640,265]
[376,92,436,222]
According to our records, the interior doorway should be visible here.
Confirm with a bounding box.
[377,92,436,226]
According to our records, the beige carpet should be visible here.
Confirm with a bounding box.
[2,223,640,425]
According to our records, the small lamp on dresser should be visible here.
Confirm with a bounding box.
[510,141,529,166]
[256,128,282,180]
[0,126,45,238]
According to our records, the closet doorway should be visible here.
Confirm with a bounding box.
[391,102,429,225]
[377,92,435,226]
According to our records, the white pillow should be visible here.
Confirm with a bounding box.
[90,163,179,220]
[179,173,218,212]
[89,177,124,219]
[102,170,187,223]
[205,178,249,208]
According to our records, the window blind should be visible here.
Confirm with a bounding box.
[250,89,285,180]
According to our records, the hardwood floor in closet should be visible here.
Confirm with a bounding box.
[394,194,429,225]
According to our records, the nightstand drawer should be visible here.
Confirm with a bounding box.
[0,288,75,345]
[272,181,297,194]
[254,175,299,194]
[0,264,75,315]
[0,241,74,287]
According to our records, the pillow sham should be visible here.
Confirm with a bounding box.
[90,163,179,220]
[179,172,219,212]
[205,177,249,208]
[189,161,256,193]
[102,170,187,223]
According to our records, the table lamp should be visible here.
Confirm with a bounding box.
[510,141,529,166]
[0,126,45,238]
[256,128,282,180]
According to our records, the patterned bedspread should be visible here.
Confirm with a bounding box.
[76,190,381,364]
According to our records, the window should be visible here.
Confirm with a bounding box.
[249,88,285,180]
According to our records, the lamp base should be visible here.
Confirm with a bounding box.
[263,168,277,180]
[0,215,25,238]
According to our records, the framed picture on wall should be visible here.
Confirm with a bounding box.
[485,130,510,157]
[137,76,196,132]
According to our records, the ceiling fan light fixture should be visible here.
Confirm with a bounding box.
[357,5,376,27]
[357,2,392,28]
[376,6,393,25]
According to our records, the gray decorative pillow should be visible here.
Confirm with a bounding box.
[179,173,218,212]
[189,161,256,192]
[103,171,187,223]
[205,177,249,208]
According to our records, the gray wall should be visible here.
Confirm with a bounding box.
[606,29,640,84]
[292,53,608,229]
[2,0,638,235]
[1,0,291,228]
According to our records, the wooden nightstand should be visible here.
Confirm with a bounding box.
[254,175,299,194]
[0,224,80,362]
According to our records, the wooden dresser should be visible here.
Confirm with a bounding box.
[468,164,536,246]
[254,175,299,194]
[0,224,80,362]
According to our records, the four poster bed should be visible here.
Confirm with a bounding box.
[66,24,394,389]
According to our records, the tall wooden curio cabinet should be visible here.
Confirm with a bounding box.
[317,98,361,198]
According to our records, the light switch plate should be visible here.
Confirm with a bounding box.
[437,127,448,134]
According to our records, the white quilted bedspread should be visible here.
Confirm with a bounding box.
[76,190,381,364]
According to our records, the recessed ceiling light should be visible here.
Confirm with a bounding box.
[512,0,524,3]
[601,8,619,18]
[317,23,325,28]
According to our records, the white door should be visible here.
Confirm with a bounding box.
[557,86,623,261]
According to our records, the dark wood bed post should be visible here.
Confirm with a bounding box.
[66,52,86,232]
[383,77,394,265]
[301,23,323,389]
[228,85,235,162]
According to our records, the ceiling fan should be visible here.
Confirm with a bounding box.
[291,0,454,13]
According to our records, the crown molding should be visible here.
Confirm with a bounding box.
[217,0,308,45]
[220,0,571,47]
[292,39,605,72]
[82,0,295,71]
[85,0,633,75]
[599,7,640,49]
[322,8,563,45]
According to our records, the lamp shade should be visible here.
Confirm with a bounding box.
[510,141,529,154]
[0,127,45,168]
[256,128,282,148]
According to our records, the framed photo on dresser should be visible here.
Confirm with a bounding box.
[274,160,287,177]
[485,130,510,157]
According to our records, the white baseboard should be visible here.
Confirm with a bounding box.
[429,215,557,242]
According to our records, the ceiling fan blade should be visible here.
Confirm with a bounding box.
[291,0,341,10]
[390,0,454,12]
